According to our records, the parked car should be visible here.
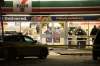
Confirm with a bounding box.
[92,29,100,60]
[0,33,48,60]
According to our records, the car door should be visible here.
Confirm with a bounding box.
[17,36,41,57]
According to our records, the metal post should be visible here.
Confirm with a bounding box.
[0,0,4,42]
[0,7,4,42]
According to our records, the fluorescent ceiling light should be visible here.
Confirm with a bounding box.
[3,14,100,16]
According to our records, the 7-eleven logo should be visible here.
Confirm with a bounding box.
[20,0,28,5]
[17,0,28,12]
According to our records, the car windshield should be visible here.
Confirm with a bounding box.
[24,36,37,43]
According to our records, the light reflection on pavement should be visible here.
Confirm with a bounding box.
[49,51,60,55]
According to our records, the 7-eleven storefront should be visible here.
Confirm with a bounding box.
[1,0,100,48]
[2,15,100,48]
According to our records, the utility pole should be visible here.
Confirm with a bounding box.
[0,0,5,42]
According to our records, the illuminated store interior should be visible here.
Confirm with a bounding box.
[1,14,100,49]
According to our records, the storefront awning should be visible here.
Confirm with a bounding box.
[1,0,100,14]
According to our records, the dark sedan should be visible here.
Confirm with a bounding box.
[0,34,48,60]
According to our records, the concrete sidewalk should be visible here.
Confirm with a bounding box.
[49,48,92,55]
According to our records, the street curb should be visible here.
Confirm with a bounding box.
[57,53,92,55]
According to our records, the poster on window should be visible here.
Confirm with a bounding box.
[45,28,52,42]
[53,31,60,43]
[46,37,52,42]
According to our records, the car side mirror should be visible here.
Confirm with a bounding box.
[33,40,37,43]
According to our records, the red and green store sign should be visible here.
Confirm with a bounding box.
[2,0,100,14]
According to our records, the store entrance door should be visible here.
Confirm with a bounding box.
[41,22,65,45]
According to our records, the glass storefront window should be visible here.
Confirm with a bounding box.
[41,22,65,45]
[29,22,41,42]
[2,15,100,49]
[53,22,65,45]
[67,21,88,49]
[3,22,18,32]
[41,22,52,44]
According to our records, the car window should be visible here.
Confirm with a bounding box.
[24,36,34,43]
